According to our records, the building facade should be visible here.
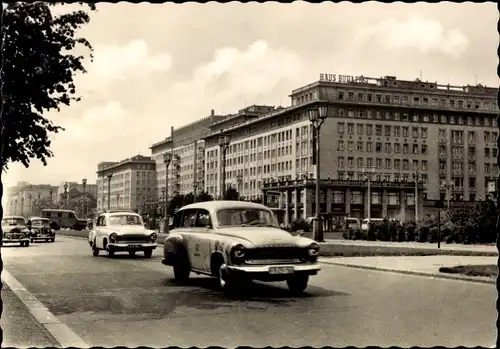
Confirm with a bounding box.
[96,155,156,212]
[149,106,276,201]
[202,75,498,221]
[5,182,59,217]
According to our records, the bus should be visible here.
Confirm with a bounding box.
[40,209,87,230]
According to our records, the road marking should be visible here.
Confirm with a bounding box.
[2,269,90,348]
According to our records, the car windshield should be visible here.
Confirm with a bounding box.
[2,218,25,226]
[108,215,142,226]
[32,219,50,226]
[216,208,278,228]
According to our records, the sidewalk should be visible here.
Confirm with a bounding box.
[320,255,498,284]
[320,239,498,253]
[2,284,61,348]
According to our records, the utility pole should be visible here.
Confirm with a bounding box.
[107,173,113,210]
[163,152,172,234]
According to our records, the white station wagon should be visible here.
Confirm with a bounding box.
[162,201,321,295]
[88,211,158,258]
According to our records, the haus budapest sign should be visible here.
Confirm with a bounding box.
[319,73,368,84]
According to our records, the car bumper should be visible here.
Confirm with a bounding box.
[31,234,55,239]
[107,242,157,251]
[4,237,30,243]
[226,263,321,281]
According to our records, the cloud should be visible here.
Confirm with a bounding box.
[76,39,172,89]
[356,15,470,58]
[174,39,302,109]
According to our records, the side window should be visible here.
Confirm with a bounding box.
[69,212,76,219]
[195,209,211,228]
[181,210,197,228]
[57,212,62,218]
[172,211,182,229]
[100,217,107,226]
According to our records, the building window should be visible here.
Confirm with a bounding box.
[347,123,354,135]
[402,127,409,137]
[375,125,382,136]
[338,157,344,167]
[357,124,364,135]
[357,141,363,151]
[333,191,344,204]
[376,142,382,152]
[384,125,391,136]
[394,127,401,137]
[338,92,345,100]
[366,124,373,135]
[338,140,344,151]
[338,122,345,134]
[421,144,428,154]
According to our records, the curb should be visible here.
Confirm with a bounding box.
[1,270,90,348]
[319,259,496,285]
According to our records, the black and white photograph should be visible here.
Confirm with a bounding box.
[1,1,498,348]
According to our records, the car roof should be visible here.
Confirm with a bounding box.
[99,211,141,217]
[29,217,48,220]
[179,200,270,213]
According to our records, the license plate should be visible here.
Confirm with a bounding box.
[269,266,294,275]
[128,244,142,249]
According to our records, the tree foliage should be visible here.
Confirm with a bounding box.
[2,2,95,168]
[56,187,97,217]
[165,191,214,215]
[223,187,239,201]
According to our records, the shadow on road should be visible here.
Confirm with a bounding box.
[162,276,349,303]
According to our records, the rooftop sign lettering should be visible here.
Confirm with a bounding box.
[319,73,368,84]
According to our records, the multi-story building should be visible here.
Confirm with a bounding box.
[56,181,98,201]
[202,74,498,222]
[96,155,156,212]
[5,182,59,216]
[149,106,276,200]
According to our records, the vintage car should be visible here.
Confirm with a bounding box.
[161,201,321,295]
[1,216,30,247]
[26,217,56,242]
[88,211,158,258]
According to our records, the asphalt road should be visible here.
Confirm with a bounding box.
[2,235,496,347]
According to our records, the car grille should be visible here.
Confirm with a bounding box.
[5,233,22,239]
[116,234,150,243]
[244,247,309,262]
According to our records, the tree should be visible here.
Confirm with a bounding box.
[2,2,95,169]
[167,194,185,215]
[57,188,97,217]
[223,187,240,200]
[31,197,55,216]
[196,190,214,203]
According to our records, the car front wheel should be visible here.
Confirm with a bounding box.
[173,253,190,282]
[286,274,309,295]
[144,249,153,258]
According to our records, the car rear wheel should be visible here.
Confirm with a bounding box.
[286,274,309,295]
[144,249,153,258]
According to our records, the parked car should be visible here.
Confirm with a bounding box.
[344,217,361,230]
[1,216,30,247]
[26,217,56,242]
[161,201,321,295]
[88,211,158,258]
[361,218,384,231]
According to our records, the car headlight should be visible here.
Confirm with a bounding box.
[109,233,118,243]
[308,243,319,257]
[231,244,246,262]
[150,233,157,242]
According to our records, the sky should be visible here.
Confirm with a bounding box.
[3,2,499,191]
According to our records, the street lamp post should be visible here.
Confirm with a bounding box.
[441,180,454,209]
[63,182,69,209]
[82,178,87,218]
[219,135,231,200]
[116,194,120,209]
[106,173,113,210]
[163,152,173,234]
[236,173,243,200]
[414,172,419,223]
[28,193,32,216]
[363,167,376,222]
[193,181,198,203]
[308,104,329,242]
